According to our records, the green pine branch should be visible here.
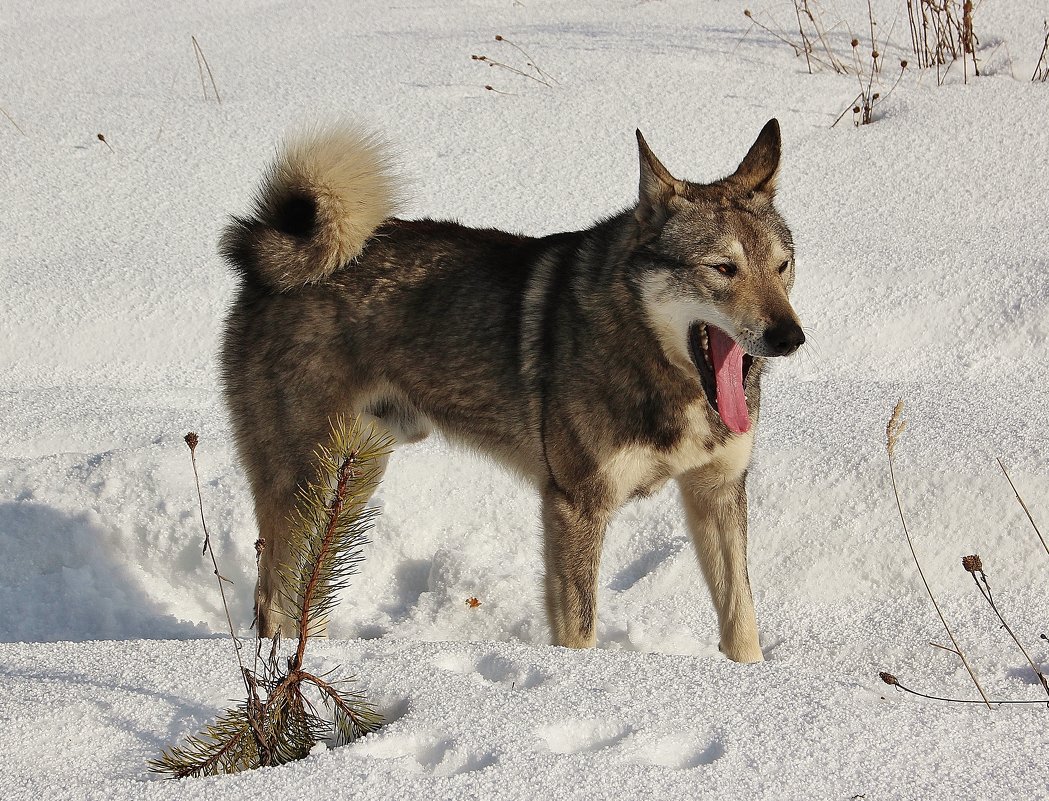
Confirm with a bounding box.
[151,417,392,779]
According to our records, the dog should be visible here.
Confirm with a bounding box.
[220,120,803,663]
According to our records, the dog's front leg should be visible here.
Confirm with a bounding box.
[541,484,609,649]
[677,468,763,663]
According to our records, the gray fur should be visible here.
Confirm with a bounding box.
[220,119,803,661]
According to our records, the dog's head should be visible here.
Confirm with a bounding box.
[631,120,803,434]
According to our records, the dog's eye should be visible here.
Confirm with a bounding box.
[778,260,790,274]
[712,263,737,277]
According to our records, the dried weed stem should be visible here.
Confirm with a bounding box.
[885,401,991,708]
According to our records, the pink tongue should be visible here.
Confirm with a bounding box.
[708,327,750,434]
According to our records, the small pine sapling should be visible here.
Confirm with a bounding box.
[151,418,393,778]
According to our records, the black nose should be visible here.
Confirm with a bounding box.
[764,320,805,355]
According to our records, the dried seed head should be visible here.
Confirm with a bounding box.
[901,59,909,68]
[886,399,907,457]
[184,432,199,451]
[851,38,859,48]
[485,84,494,90]
[495,34,503,41]
[872,50,879,59]
[873,92,881,99]
[744,8,752,17]
[853,105,861,114]
[465,597,481,608]
[879,672,899,686]
[962,554,983,573]
[254,538,266,556]
[471,54,483,61]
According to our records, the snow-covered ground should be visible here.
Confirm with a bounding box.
[2,0,1048,798]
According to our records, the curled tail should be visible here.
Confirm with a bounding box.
[221,125,400,293]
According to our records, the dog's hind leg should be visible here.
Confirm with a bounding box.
[249,413,395,640]
[541,484,610,649]
[677,467,763,663]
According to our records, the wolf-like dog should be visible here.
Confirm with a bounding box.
[220,120,803,663]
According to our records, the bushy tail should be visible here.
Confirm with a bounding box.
[221,125,400,293]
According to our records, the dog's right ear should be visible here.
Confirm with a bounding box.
[636,129,684,229]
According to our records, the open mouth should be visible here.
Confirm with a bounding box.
[687,323,755,434]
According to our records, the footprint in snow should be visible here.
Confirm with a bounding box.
[632,735,726,769]
[432,650,550,690]
[349,730,497,776]
[538,719,633,754]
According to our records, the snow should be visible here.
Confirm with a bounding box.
[1,0,1048,798]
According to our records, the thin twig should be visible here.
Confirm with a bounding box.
[191,35,222,104]
[743,9,801,57]
[185,433,246,674]
[831,92,863,128]
[495,35,559,85]
[1,106,25,136]
[963,556,1049,697]
[1033,23,1049,82]
[885,402,992,708]
[997,458,1048,557]
[471,54,551,87]
[880,673,1049,706]
[792,0,814,74]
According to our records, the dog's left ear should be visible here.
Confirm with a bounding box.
[636,129,685,229]
[730,118,781,196]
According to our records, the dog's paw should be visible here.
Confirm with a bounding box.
[718,640,764,664]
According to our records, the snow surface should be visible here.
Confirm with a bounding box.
[1,0,1048,798]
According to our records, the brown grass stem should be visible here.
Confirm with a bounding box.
[1033,24,1049,82]
[963,556,1049,697]
[997,458,1048,558]
[471,54,552,87]
[879,672,1048,706]
[494,34,559,85]
[1,106,25,136]
[885,401,991,708]
[792,1,814,74]
[191,35,222,103]
[185,433,246,674]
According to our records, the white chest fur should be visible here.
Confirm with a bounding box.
[601,402,755,505]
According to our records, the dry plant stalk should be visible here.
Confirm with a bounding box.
[151,418,393,778]
[998,458,1049,558]
[906,0,979,84]
[191,35,222,103]
[884,400,991,707]
[961,555,1049,697]
[1,106,25,136]
[186,433,246,673]
[742,4,847,74]
[472,35,556,91]
[1034,23,1049,82]
[879,671,1049,705]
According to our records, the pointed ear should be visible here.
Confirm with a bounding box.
[730,118,781,196]
[636,129,684,228]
